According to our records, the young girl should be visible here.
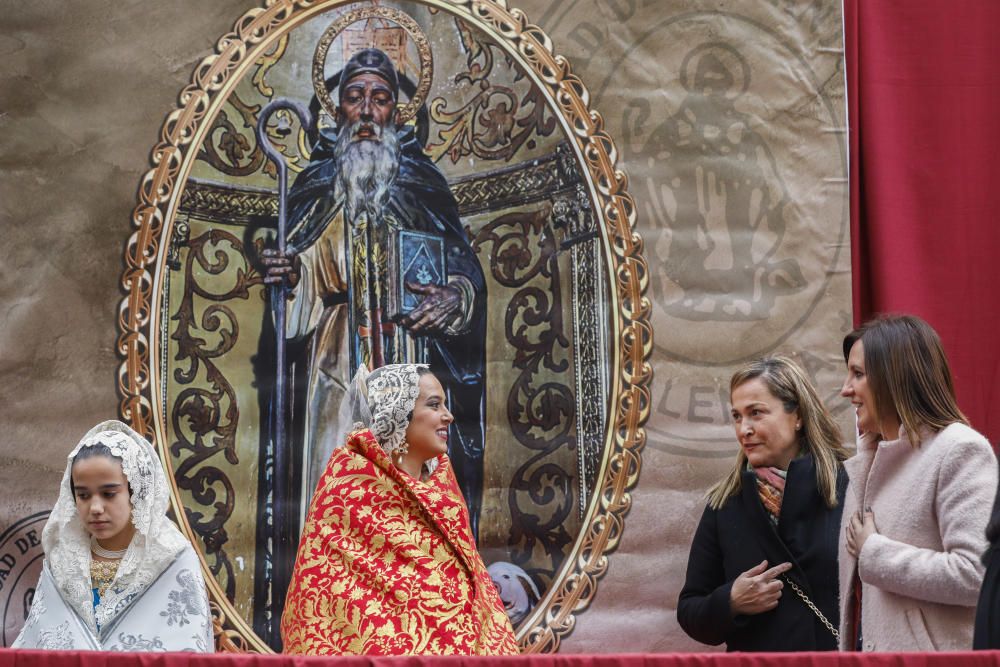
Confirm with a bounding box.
[13,420,214,652]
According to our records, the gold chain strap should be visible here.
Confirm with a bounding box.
[782,575,840,641]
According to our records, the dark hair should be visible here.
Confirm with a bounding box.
[69,444,130,496]
[842,328,863,365]
[842,314,967,444]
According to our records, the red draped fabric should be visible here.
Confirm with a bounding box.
[280,430,516,656]
[3,650,1000,667]
[844,0,1000,447]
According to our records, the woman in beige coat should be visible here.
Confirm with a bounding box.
[838,314,996,651]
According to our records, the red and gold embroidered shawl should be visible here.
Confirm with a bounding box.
[280,429,519,655]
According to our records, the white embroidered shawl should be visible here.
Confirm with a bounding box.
[14,546,213,651]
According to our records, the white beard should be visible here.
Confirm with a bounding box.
[334,121,401,224]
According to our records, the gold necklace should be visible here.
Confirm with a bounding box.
[90,557,120,597]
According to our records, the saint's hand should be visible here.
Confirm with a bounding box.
[261,248,300,288]
[397,282,463,335]
[729,559,792,616]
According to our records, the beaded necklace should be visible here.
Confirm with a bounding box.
[91,540,127,559]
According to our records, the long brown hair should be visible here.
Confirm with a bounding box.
[842,314,967,445]
[707,356,849,510]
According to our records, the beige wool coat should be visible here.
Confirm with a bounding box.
[838,422,996,651]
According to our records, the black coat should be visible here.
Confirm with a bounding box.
[677,455,848,652]
[974,543,1000,649]
[974,465,1000,650]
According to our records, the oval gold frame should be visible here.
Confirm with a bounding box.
[117,0,651,654]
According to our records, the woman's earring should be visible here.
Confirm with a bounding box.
[397,439,409,457]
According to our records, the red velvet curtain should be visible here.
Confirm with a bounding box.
[844,0,1000,447]
[3,651,1000,667]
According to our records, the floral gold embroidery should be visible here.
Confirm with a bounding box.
[281,429,518,655]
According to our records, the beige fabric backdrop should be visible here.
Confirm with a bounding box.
[0,0,849,653]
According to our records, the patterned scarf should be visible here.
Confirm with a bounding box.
[753,465,787,525]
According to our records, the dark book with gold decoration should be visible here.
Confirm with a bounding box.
[386,229,447,320]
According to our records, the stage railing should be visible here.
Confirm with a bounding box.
[3,651,1000,667]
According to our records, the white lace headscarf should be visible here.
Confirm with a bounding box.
[42,420,189,633]
[338,364,427,455]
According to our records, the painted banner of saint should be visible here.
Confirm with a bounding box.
[150,2,627,651]
[262,47,488,536]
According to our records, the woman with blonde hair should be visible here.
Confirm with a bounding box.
[678,356,849,651]
[839,314,995,651]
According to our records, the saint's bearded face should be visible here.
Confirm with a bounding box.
[333,116,400,224]
[333,72,401,222]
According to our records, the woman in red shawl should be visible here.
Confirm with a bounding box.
[280,364,518,655]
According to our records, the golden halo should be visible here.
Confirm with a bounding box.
[312,6,433,125]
